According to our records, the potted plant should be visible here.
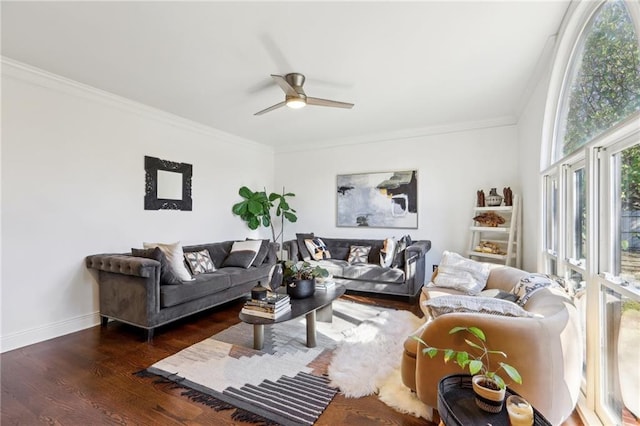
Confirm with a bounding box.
[414,326,522,413]
[282,260,329,299]
[231,186,297,258]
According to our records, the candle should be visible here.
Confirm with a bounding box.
[506,395,534,426]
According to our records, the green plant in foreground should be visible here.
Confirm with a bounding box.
[413,326,522,390]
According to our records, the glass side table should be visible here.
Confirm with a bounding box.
[437,374,552,426]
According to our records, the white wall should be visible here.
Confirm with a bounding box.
[274,125,520,272]
[516,43,556,272]
[1,60,274,352]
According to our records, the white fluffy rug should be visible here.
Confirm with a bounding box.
[327,309,432,420]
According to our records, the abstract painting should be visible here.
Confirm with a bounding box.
[336,170,418,228]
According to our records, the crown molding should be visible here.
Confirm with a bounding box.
[1,57,272,154]
[274,115,518,154]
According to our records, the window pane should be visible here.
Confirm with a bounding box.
[569,270,587,379]
[573,167,587,263]
[555,0,640,161]
[600,286,640,424]
[545,175,559,255]
[619,144,640,283]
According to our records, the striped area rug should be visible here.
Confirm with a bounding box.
[137,300,390,425]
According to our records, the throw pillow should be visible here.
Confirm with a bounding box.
[222,240,262,268]
[304,237,331,260]
[143,241,194,281]
[296,233,314,261]
[391,235,409,268]
[433,251,489,295]
[348,245,371,264]
[184,249,216,275]
[424,295,537,319]
[247,238,270,266]
[512,273,558,306]
[380,237,397,267]
[479,288,519,302]
[131,247,182,285]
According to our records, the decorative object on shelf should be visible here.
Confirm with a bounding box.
[336,170,418,228]
[413,326,522,413]
[282,260,329,299]
[474,241,506,255]
[231,186,297,259]
[485,187,503,206]
[144,156,192,211]
[503,187,513,206]
[476,190,485,207]
[473,211,505,227]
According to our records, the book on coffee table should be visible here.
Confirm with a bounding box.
[241,303,292,319]
[245,293,290,308]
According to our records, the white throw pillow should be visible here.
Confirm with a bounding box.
[143,241,194,281]
[379,237,396,267]
[424,295,538,319]
[433,251,490,295]
[512,273,558,306]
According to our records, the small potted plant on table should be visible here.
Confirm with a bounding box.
[414,326,522,413]
[282,260,329,299]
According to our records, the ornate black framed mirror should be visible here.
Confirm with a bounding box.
[144,156,192,211]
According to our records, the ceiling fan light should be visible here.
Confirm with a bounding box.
[286,98,306,109]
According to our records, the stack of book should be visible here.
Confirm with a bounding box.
[241,293,291,319]
[316,279,336,291]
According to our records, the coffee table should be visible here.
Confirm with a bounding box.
[238,284,346,350]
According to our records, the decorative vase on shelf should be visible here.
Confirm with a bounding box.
[485,188,503,206]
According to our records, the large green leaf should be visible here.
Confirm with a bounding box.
[468,360,483,375]
[248,200,265,215]
[232,202,247,215]
[500,362,522,384]
[248,217,260,230]
[467,326,486,341]
[284,212,297,222]
[239,186,253,199]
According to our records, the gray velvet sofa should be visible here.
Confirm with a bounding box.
[283,235,431,299]
[86,240,277,341]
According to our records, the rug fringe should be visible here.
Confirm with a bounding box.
[231,408,280,425]
[136,369,277,425]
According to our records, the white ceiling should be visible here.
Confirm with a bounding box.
[1,1,570,151]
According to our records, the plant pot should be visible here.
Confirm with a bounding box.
[472,375,506,413]
[287,279,315,299]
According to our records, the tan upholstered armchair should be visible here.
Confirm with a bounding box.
[401,265,583,425]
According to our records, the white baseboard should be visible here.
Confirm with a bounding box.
[1,311,100,353]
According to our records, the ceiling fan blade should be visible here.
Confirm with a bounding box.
[254,101,286,116]
[271,74,298,97]
[307,97,354,109]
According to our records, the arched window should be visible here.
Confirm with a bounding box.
[554,0,640,161]
[542,1,640,424]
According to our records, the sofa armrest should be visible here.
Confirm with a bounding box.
[404,240,431,296]
[86,254,161,328]
[85,254,159,278]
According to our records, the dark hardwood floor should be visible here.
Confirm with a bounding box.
[1,294,584,425]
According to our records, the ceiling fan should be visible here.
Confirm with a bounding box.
[254,73,354,116]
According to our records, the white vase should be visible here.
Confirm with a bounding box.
[471,375,506,413]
